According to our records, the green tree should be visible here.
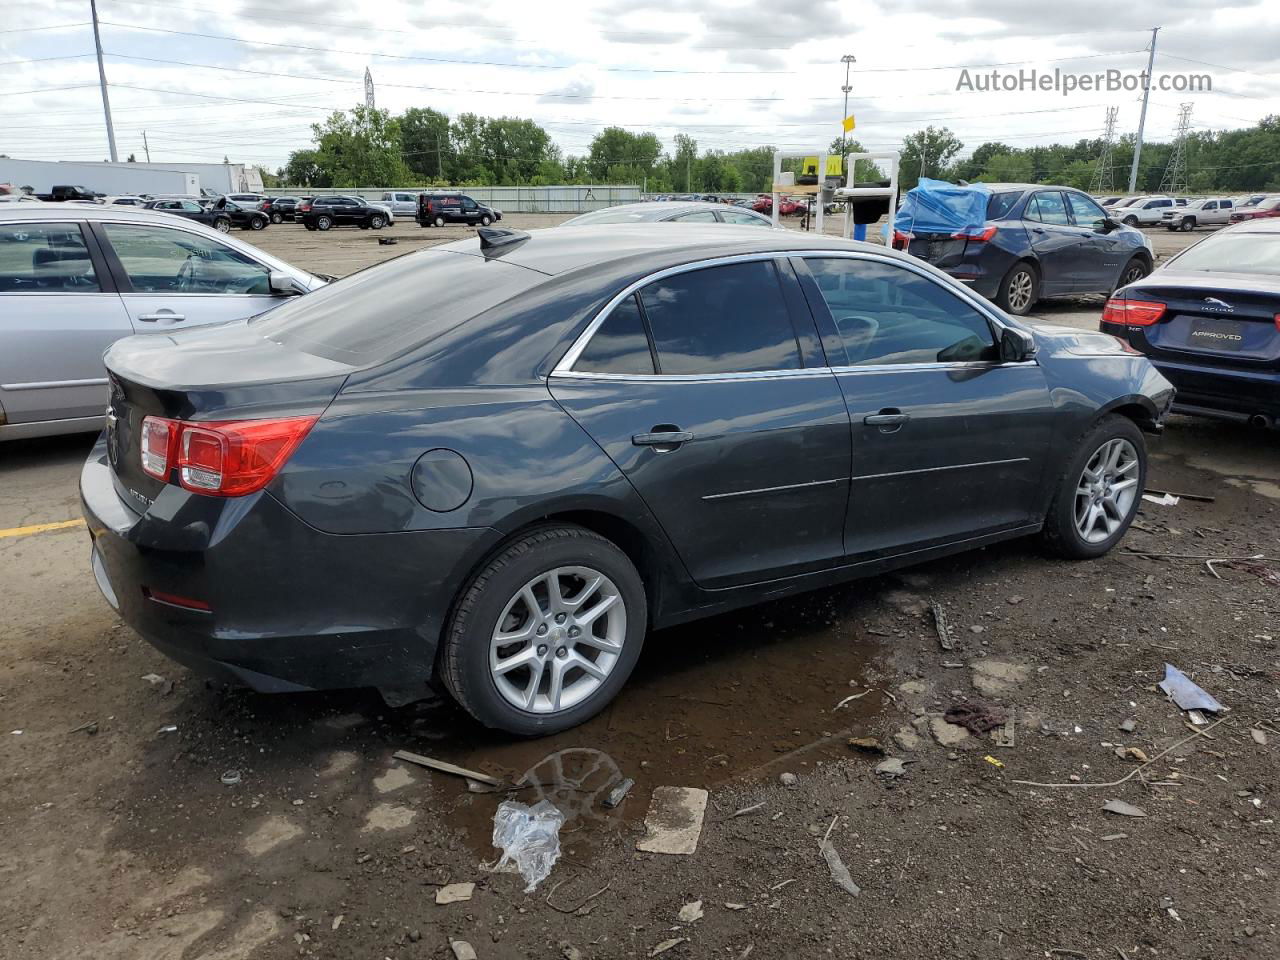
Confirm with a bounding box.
[976,152,1034,183]
[400,107,452,181]
[280,149,328,187]
[672,134,698,191]
[586,127,662,182]
[899,126,964,190]
[311,106,411,187]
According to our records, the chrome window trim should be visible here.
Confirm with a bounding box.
[552,368,837,384]
[554,248,1026,379]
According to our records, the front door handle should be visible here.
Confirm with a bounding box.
[136,313,186,322]
[864,410,910,433]
[633,429,693,449]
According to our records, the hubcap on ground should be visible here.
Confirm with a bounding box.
[1074,437,1140,543]
[489,566,626,714]
[1008,271,1033,311]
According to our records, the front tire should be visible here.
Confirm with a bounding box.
[1042,415,1146,559]
[370,215,385,229]
[1123,215,1139,226]
[1179,217,1195,232]
[1115,255,1150,292]
[249,216,267,230]
[995,261,1038,316]
[434,215,445,228]
[440,525,647,736]
[480,214,492,226]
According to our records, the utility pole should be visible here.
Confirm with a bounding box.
[1127,26,1160,193]
[90,0,118,162]
[1158,102,1193,195]
[840,54,855,165]
[364,68,375,110]
[142,130,151,163]
[1091,106,1119,193]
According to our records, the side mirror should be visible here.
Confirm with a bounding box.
[1098,217,1118,232]
[1000,326,1037,363]
[269,271,304,296]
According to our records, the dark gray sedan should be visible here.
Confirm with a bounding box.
[562,200,773,227]
[81,224,1173,735]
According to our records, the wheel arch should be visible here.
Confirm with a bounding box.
[1098,396,1161,434]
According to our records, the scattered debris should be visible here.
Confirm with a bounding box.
[545,877,612,915]
[847,736,886,756]
[731,800,766,818]
[66,719,98,736]
[450,940,478,960]
[894,727,922,751]
[1144,487,1215,503]
[331,914,343,931]
[649,937,688,956]
[393,749,503,787]
[1251,728,1269,746]
[992,717,1016,748]
[817,815,860,896]
[157,724,178,735]
[835,689,874,709]
[724,903,747,911]
[1100,834,1128,842]
[435,882,475,905]
[874,757,908,778]
[140,673,165,686]
[779,772,798,787]
[637,787,708,856]
[930,602,955,650]
[1119,718,1137,733]
[220,770,242,786]
[603,778,634,809]
[983,755,1005,769]
[560,943,583,960]
[929,716,971,748]
[1014,718,1227,788]
[1115,746,1150,763]
[944,701,1008,734]
[1141,492,1180,507]
[490,799,564,892]
[1102,799,1148,818]
[1158,663,1225,713]
[677,900,703,923]
[971,659,1030,697]
[1006,595,1025,605]
[377,236,398,245]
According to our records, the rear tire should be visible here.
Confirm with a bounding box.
[440,525,647,736]
[316,216,333,231]
[995,261,1038,316]
[1042,415,1146,560]
[434,215,445,227]
[213,217,231,233]
[270,212,283,224]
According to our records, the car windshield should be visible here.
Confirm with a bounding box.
[986,192,1022,220]
[564,208,658,225]
[1168,233,1280,276]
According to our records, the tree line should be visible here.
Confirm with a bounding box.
[275,106,1280,194]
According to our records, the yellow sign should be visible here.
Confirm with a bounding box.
[843,115,856,132]
[800,155,844,177]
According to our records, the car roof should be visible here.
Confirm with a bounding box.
[1222,217,1280,234]
[0,203,205,221]
[436,222,915,276]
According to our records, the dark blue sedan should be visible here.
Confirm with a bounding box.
[895,184,1154,316]
[1101,218,1280,428]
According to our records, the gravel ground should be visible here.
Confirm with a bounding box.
[2,217,1276,960]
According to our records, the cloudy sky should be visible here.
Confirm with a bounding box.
[3,0,1278,172]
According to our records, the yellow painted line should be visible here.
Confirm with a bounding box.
[0,518,86,539]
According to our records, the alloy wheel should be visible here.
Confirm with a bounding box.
[1007,270,1034,312]
[1122,261,1147,285]
[1074,437,1140,544]
[489,566,626,714]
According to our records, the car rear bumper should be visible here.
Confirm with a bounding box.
[1131,354,1280,421]
[79,439,496,694]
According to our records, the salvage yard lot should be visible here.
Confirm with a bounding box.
[2,218,1278,959]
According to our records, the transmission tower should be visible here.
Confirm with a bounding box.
[1090,106,1119,193]
[1158,103,1193,195]
[365,68,376,109]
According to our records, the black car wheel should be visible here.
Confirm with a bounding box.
[1179,216,1196,232]
[1043,415,1146,560]
[1122,215,1139,226]
[480,214,492,226]
[316,216,333,231]
[270,212,283,224]
[440,524,646,735]
[995,261,1039,316]
[370,214,385,229]
[213,218,232,233]
[1116,256,1150,290]
[249,216,267,230]
[434,215,445,228]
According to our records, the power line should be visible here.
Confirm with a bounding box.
[0,21,89,34]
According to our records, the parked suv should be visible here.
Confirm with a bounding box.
[145,197,269,232]
[267,197,302,223]
[1114,196,1175,226]
[299,196,389,231]
[416,193,501,227]
[381,191,423,217]
[1164,197,1235,231]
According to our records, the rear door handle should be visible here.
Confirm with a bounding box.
[136,313,186,322]
[633,430,693,447]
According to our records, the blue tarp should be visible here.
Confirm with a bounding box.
[890,178,992,237]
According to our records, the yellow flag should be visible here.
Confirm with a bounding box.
[842,115,856,132]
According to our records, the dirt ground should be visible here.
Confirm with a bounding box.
[2,217,1278,960]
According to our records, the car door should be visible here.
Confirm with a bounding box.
[1065,192,1127,293]
[90,220,280,330]
[1024,191,1088,293]
[395,192,417,216]
[792,254,1054,560]
[0,220,134,424]
[460,196,482,223]
[549,257,852,588]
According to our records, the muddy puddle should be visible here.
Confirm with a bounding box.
[384,587,891,859]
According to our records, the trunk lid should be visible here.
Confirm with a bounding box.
[104,321,351,509]
[1125,273,1280,370]
[905,232,970,268]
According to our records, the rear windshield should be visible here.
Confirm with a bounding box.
[986,192,1022,220]
[564,208,656,225]
[1167,234,1280,277]
[251,250,542,364]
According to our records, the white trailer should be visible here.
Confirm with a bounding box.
[0,159,198,198]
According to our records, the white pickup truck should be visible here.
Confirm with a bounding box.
[1162,197,1236,231]
[1112,196,1178,226]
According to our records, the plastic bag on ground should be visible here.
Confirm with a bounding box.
[490,799,564,892]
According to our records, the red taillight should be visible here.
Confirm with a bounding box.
[892,230,913,249]
[142,586,211,611]
[1102,298,1167,326]
[140,415,177,479]
[1274,313,1280,332]
[139,416,317,497]
[953,224,998,243]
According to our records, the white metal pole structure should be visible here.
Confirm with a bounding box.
[1127,26,1160,194]
[836,151,900,242]
[90,0,119,162]
[769,150,826,233]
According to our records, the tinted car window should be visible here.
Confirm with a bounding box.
[1027,192,1071,226]
[0,223,99,292]
[103,223,270,294]
[671,211,719,223]
[719,210,769,226]
[1065,192,1107,225]
[987,191,1022,220]
[574,294,654,375]
[1166,234,1280,277]
[253,250,541,364]
[638,261,800,374]
[804,258,997,366]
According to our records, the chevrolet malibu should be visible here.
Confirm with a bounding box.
[81,225,1174,735]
